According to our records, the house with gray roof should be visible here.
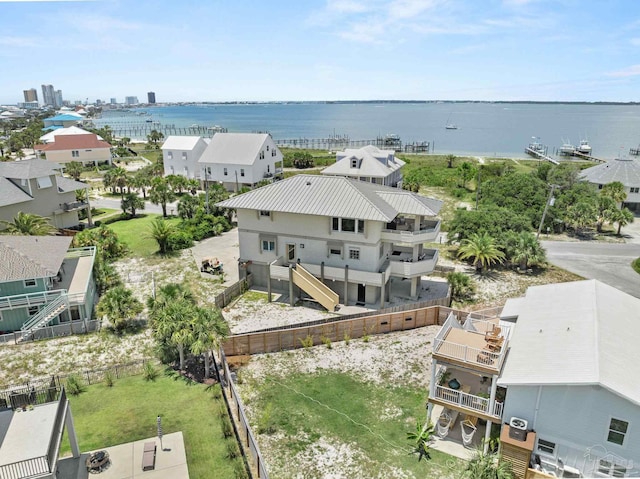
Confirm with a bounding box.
[497,280,640,478]
[199,133,283,191]
[322,145,405,187]
[0,236,97,337]
[217,174,442,308]
[161,135,209,180]
[581,158,640,211]
[0,159,91,231]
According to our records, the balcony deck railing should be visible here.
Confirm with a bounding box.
[433,384,503,419]
[433,339,504,369]
[381,220,440,243]
[0,290,66,311]
[389,250,438,277]
[62,201,88,211]
[0,456,49,479]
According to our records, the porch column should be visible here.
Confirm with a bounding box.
[85,188,93,227]
[343,265,349,306]
[65,403,81,458]
[288,264,295,307]
[380,275,385,309]
[321,262,325,283]
[410,277,419,298]
[267,263,272,303]
[427,359,438,424]
[488,374,498,414]
[484,420,492,453]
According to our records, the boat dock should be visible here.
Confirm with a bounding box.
[525,144,559,165]
[630,146,640,156]
[570,150,607,163]
[273,136,430,153]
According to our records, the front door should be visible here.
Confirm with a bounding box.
[357,284,366,304]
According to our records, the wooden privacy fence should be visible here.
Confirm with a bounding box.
[223,304,454,356]
[214,275,253,309]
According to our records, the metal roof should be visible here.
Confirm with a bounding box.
[198,133,269,166]
[217,174,442,221]
[0,236,72,282]
[0,178,32,207]
[39,126,97,144]
[57,176,89,193]
[498,280,640,406]
[0,159,62,179]
[161,136,205,151]
[580,158,640,187]
[322,145,405,178]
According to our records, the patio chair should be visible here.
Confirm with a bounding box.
[437,413,452,439]
[461,419,477,448]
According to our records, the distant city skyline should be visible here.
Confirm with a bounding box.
[1,1,640,104]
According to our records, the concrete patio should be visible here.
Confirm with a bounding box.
[57,431,189,479]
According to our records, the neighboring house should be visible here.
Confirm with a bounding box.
[42,114,83,130]
[199,133,283,191]
[580,158,640,211]
[39,126,101,144]
[34,134,112,166]
[161,135,208,179]
[0,159,92,230]
[497,280,640,478]
[217,174,442,308]
[0,235,97,337]
[322,145,405,187]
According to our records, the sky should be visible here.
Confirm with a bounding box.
[1,0,640,103]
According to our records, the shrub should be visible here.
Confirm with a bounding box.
[104,369,115,387]
[257,402,276,435]
[226,438,241,459]
[299,334,314,349]
[343,332,351,345]
[321,335,332,349]
[143,361,159,381]
[167,230,194,251]
[65,374,85,395]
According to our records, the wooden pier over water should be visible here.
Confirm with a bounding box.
[273,136,430,153]
[525,145,559,165]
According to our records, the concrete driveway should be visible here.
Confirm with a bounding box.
[190,228,240,286]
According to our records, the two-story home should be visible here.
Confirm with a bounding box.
[39,126,101,145]
[217,174,442,309]
[322,145,405,187]
[42,113,83,130]
[580,158,640,212]
[34,134,112,166]
[0,159,92,230]
[0,236,97,339]
[199,133,284,191]
[161,135,209,179]
[498,280,640,479]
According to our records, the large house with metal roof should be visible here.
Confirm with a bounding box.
[217,174,442,308]
[0,236,97,339]
[581,158,640,212]
[34,133,112,166]
[322,145,405,187]
[0,159,92,230]
[42,113,83,130]
[199,133,284,191]
[161,135,209,179]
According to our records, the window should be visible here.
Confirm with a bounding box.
[330,247,342,255]
[182,152,188,160]
[266,145,269,151]
[260,210,271,217]
[607,418,628,445]
[332,217,364,233]
[332,217,340,231]
[267,165,270,173]
[167,151,173,160]
[342,218,355,232]
[224,167,228,176]
[631,187,639,193]
[170,166,174,174]
[351,158,358,168]
[287,244,296,261]
[598,459,628,478]
[259,151,265,159]
[349,248,360,260]
[24,279,37,287]
[262,240,275,251]
[272,149,276,157]
[240,169,245,177]
[207,167,212,175]
[536,439,556,455]
[28,306,39,316]
[357,220,364,234]
[379,244,384,258]
[36,176,52,189]
[598,184,603,189]
[183,167,188,176]
[72,150,79,158]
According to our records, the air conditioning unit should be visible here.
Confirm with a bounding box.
[509,417,528,441]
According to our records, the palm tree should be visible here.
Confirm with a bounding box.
[147,282,195,311]
[190,307,229,378]
[147,130,164,147]
[177,194,200,219]
[65,161,83,181]
[1,212,56,235]
[149,177,176,217]
[111,167,129,198]
[457,232,505,273]
[601,181,627,207]
[407,420,435,462]
[446,271,476,302]
[610,207,634,235]
[130,169,152,199]
[596,195,617,233]
[121,192,145,218]
[96,285,143,331]
[148,217,175,254]
[152,300,195,370]
[565,201,597,235]
[463,440,514,479]
[167,174,188,194]
[509,231,546,270]
[446,154,456,169]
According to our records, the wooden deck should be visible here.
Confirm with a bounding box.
[433,327,505,374]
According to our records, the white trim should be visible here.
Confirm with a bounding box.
[23,279,37,288]
[606,416,629,447]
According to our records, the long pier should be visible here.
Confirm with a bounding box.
[273,137,430,153]
[524,145,559,165]
[570,150,607,163]
[630,146,640,156]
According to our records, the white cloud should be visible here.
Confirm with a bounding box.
[606,65,640,78]
[0,35,39,47]
[327,0,371,13]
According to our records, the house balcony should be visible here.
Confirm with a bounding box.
[433,312,509,374]
[62,201,88,212]
[270,259,387,287]
[381,219,440,244]
[388,249,438,278]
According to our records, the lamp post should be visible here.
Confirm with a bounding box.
[537,184,559,239]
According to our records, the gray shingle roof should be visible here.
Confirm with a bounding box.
[0,236,72,282]
[217,174,442,221]
[498,280,640,406]
[57,176,89,193]
[198,133,268,166]
[580,158,640,187]
[0,159,62,179]
[0,178,32,207]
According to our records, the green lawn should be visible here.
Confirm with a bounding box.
[246,371,466,478]
[61,373,239,479]
[107,214,181,257]
[91,208,119,221]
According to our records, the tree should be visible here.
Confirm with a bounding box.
[148,217,175,254]
[177,194,200,219]
[448,206,531,244]
[447,272,476,302]
[457,232,505,273]
[149,177,176,217]
[190,307,229,378]
[595,195,617,232]
[65,161,83,181]
[72,225,127,261]
[407,421,435,462]
[130,168,153,199]
[463,440,514,479]
[167,174,188,194]
[110,167,129,198]
[1,212,56,235]
[565,201,597,234]
[504,231,546,270]
[152,299,195,370]
[121,192,145,218]
[457,161,476,189]
[147,129,164,147]
[446,154,456,169]
[92,255,122,294]
[610,207,634,235]
[96,286,143,331]
[601,181,627,207]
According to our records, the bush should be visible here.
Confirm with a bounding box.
[65,374,85,395]
[257,403,276,434]
[299,334,314,349]
[143,361,159,381]
[104,369,115,387]
[167,231,194,251]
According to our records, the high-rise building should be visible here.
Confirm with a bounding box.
[41,84,55,106]
[110,98,117,105]
[54,90,63,108]
[23,88,38,103]
[125,96,139,105]
[147,91,156,104]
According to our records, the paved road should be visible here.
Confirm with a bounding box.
[91,197,178,216]
[542,241,640,298]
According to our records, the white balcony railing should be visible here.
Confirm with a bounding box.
[381,220,440,244]
[433,339,505,370]
[433,384,504,419]
[0,290,66,311]
[389,250,438,277]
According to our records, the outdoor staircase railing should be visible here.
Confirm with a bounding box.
[20,295,69,339]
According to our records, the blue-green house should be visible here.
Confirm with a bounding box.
[0,235,97,336]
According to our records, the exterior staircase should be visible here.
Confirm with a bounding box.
[20,295,69,340]
[292,264,340,312]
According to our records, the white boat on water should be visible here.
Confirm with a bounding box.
[576,139,592,155]
[445,123,458,130]
[559,139,576,155]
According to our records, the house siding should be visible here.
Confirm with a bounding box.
[44,148,111,165]
[163,139,208,179]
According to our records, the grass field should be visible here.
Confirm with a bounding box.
[245,370,466,478]
[107,214,181,257]
[61,373,240,479]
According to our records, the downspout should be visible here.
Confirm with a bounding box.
[532,385,543,429]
